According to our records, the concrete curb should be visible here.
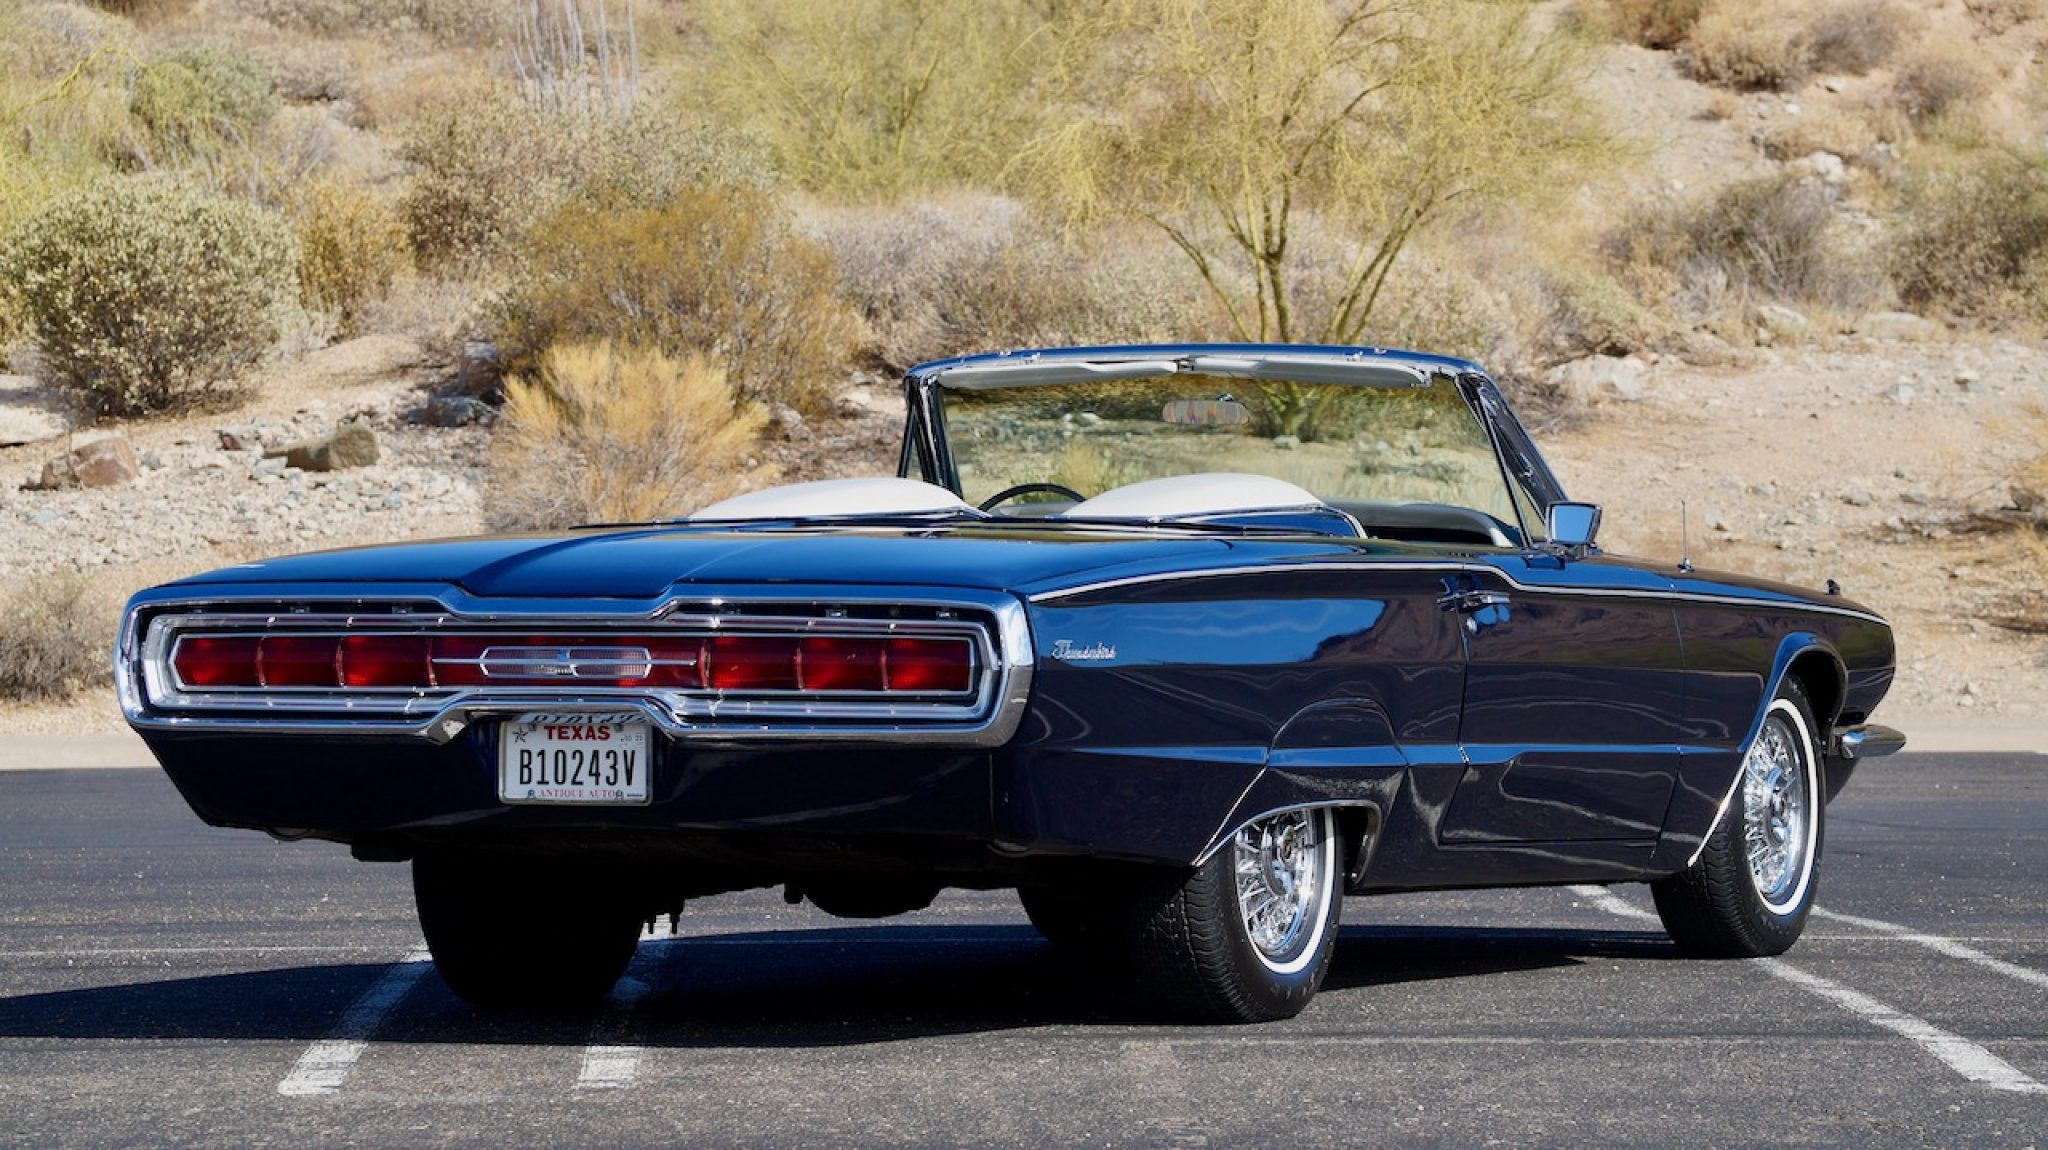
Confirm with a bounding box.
[0,732,154,770]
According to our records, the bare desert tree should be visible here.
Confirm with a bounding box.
[1027,0,1613,378]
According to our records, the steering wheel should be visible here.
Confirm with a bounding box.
[977,482,1086,511]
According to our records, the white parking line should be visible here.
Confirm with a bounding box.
[575,943,667,1091]
[1812,907,2048,991]
[277,946,433,1097]
[1567,886,2048,1096]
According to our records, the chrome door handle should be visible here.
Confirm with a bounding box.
[1437,588,1511,613]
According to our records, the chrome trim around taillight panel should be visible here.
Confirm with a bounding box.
[117,584,1036,747]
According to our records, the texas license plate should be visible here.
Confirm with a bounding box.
[497,713,652,805]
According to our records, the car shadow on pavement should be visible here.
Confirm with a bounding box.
[0,923,1675,1048]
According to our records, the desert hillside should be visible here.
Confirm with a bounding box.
[2,0,2044,736]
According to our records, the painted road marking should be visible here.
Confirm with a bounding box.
[277,946,433,1098]
[575,945,665,1091]
[1568,886,2048,1095]
[1812,906,2048,991]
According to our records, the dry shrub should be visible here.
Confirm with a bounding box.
[1892,152,2048,320]
[1608,176,1877,318]
[812,199,1215,370]
[354,273,483,365]
[1757,104,1882,161]
[1688,0,1812,90]
[487,341,772,530]
[1572,0,1705,48]
[499,186,855,413]
[211,0,507,44]
[0,574,113,702]
[1809,0,1916,75]
[1963,0,2044,33]
[258,39,356,104]
[1893,42,1997,122]
[1526,266,1670,361]
[398,96,768,271]
[291,180,405,334]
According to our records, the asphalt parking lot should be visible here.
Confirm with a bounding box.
[0,753,2042,1149]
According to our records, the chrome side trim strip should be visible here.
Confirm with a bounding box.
[1028,560,1890,626]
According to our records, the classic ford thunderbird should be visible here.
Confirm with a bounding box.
[119,344,1902,1021]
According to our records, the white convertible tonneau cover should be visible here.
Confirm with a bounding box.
[691,477,976,520]
[1060,473,1324,520]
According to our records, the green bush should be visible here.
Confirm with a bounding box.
[498,185,856,413]
[0,176,298,415]
[130,42,280,158]
[1893,153,2048,321]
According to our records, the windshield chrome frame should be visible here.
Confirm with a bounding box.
[897,345,1571,531]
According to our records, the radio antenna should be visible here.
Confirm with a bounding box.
[1678,499,1694,574]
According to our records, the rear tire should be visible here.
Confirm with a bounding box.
[413,850,642,1009]
[1018,884,1120,953]
[1652,679,1824,957]
[1119,807,1342,1023]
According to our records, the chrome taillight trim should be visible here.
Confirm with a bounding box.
[118,585,1035,747]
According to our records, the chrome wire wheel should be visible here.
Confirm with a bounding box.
[1232,809,1333,974]
[1742,703,1814,913]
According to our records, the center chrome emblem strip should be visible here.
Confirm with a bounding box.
[469,646,664,680]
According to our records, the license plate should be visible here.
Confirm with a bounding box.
[497,712,652,805]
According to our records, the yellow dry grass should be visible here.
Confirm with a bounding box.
[489,341,774,530]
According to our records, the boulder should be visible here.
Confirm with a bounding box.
[416,396,490,428]
[1545,354,1649,405]
[1751,303,1810,342]
[766,403,807,441]
[0,376,70,447]
[1853,311,1942,342]
[268,420,380,472]
[28,435,139,490]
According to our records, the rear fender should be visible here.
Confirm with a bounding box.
[1194,700,1407,882]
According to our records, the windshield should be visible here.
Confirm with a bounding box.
[937,374,1530,536]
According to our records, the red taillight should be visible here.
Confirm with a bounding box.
[166,629,974,694]
[171,635,261,687]
[340,635,430,688]
[259,636,335,687]
[705,635,799,690]
[797,636,885,691]
[885,637,973,693]
[643,637,707,689]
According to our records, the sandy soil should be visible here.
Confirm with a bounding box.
[1546,334,2048,734]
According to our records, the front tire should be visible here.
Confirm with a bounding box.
[1652,679,1824,957]
[413,850,643,1010]
[1121,807,1343,1022]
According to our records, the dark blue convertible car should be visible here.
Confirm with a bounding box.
[119,344,1903,1021]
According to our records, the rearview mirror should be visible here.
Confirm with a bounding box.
[1546,501,1602,550]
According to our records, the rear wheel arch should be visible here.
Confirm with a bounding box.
[1782,646,1847,731]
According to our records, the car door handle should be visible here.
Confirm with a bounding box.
[1438,588,1511,613]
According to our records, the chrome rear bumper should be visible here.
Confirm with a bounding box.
[1830,724,1907,760]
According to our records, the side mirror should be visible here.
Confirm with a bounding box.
[1545,501,1602,551]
